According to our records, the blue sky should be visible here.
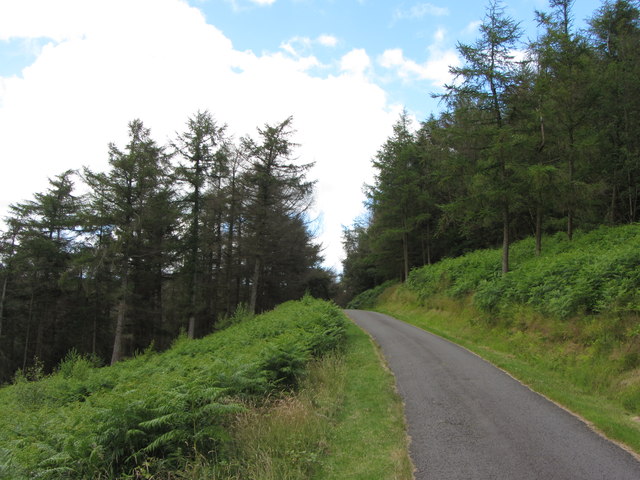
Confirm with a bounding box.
[192,0,601,118]
[0,0,603,270]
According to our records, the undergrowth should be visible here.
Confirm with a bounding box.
[0,296,347,479]
[407,224,640,319]
[347,280,397,310]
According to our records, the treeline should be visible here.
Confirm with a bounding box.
[0,112,334,383]
[342,0,640,299]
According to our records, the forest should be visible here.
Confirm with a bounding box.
[342,0,640,299]
[2,0,639,386]
[0,113,334,384]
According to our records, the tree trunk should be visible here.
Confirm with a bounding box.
[502,204,510,274]
[402,220,409,282]
[188,269,197,339]
[426,222,432,265]
[0,234,15,340]
[609,184,617,224]
[567,132,575,241]
[22,292,34,370]
[34,306,45,361]
[628,169,637,223]
[249,257,261,314]
[111,273,128,365]
[234,218,243,309]
[535,205,542,257]
[225,210,235,316]
[214,212,223,324]
[0,273,7,339]
[92,311,97,355]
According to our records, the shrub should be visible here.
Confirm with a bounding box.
[407,224,640,320]
[0,298,347,479]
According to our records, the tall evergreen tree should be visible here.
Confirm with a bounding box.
[3,171,81,373]
[367,111,424,280]
[173,111,229,338]
[442,0,523,273]
[589,0,640,224]
[241,117,315,313]
[85,120,176,364]
[534,0,596,239]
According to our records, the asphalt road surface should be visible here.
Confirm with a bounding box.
[345,310,640,480]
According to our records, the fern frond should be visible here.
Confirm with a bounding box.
[141,430,186,454]
[138,412,179,430]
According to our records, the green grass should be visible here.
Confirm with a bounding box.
[374,285,640,456]
[406,224,640,319]
[0,298,346,479]
[200,321,413,480]
[313,321,413,480]
[0,298,413,479]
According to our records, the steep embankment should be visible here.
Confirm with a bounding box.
[352,224,640,453]
[0,297,411,480]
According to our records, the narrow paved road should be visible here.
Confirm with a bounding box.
[345,310,640,480]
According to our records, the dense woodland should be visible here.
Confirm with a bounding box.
[342,0,640,300]
[0,113,335,383]
[2,0,639,385]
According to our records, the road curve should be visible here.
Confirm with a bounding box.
[345,309,640,480]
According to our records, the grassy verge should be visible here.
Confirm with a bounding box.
[314,321,413,480]
[374,285,640,457]
[2,298,413,479]
[197,320,413,480]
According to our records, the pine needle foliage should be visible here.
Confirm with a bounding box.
[0,297,346,479]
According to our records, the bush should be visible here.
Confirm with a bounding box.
[347,280,397,309]
[407,224,640,320]
[0,298,347,479]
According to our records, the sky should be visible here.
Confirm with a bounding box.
[0,0,602,271]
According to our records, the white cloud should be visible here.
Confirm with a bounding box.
[280,36,313,56]
[463,20,482,36]
[249,0,276,5]
[378,29,459,89]
[510,48,528,64]
[0,0,85,41]
[280,35,338,57]
[339,48,371,76]
[393,2,449,21]
[317,34,338,47]
[0,0,396,271]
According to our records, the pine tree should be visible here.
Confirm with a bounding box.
[367,111,421,281]
[534,0,595,239]
[589,0,640,224]
[240,117,315,313]
[3,171,81,372]
[441,0,523,273]
[85,120,176,364]
[173,111,229,338]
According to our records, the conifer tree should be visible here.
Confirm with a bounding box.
[173,111,229,338]
[241,117,315,313]
[367,110,421,280]
[534,0,595,239]
[589,0,640,224]
[85,120,176,364]
[442,0,523,273]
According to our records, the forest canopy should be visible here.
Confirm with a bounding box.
[341,0,640,300]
